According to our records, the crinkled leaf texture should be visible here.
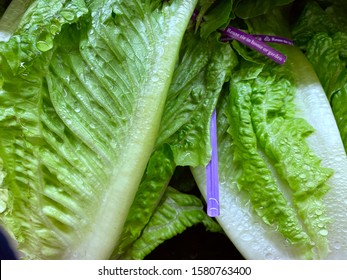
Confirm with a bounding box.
[156,31,237,167]
[111,30,236,259]
[192,43,347,260]
[292,1,347,152]
[192,8,347,259]
[118,186,222,260]
[0,0,198,259]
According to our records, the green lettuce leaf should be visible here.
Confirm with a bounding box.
[233,0,294,19]
[192,8,347,259]
[112,28,236,259]
[0,0,198,259]
[292,1,347,48]
[2,0,347,261]
[110,144,176,259]
[118,186,221,260]
[292,1,347,152]
[155,30,237,167]
[195,0,234,39]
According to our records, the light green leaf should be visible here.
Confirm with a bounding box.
[156,31,237,167]
[0,0,198,259]
[226,58,332,258]
[111,144,176,259]
[0,0,88,70]
[119,187,221,260]
[192,9,347,259]
[113,28,236,259]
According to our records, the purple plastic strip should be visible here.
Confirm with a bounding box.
[222,26,287,64]
[206,109,220,217]
[253,34,294,45]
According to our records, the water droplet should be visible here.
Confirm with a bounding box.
[295,153,303,160]
[265,252,274,260]
[50,24,60,35]
[65,119,72,126]
[157,46,165,56]
[36,32,53,52]
[318,223,325,228]
[89,123,96,129]
[73,101,81,113]
[61,11,75,21]
[237,225,244,232]
[151,75,160,82]
[240,232,253,241]
[37,40,53,52]
[303,164,311,171]
[319,229,328,236]
[333,240,341,250]
[315,209,323,216]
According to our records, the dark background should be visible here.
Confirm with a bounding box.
[145,167,245,260]
[145,223,245,260]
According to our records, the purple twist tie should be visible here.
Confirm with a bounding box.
[253,34,294,46]
[222,26,287,65]
[206,109,220,217]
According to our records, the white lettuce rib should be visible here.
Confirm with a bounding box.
[289,47,347,259]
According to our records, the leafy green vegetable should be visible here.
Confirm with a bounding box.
[2,0,347,260]
[227,60,332,259]
[195,0,234,39]
[292,1,347,152]
[155,30,236,167]
[0,0,198,259]
[112,28,236,259]
[233,0,294,19]
[117,186,222,259]
[192,7,347,259]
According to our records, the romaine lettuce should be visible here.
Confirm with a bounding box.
[292,1,347,152]
[1,0,347,260]
[112,28,236,259]
[0,0,198,259]
[191,7,347,259]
